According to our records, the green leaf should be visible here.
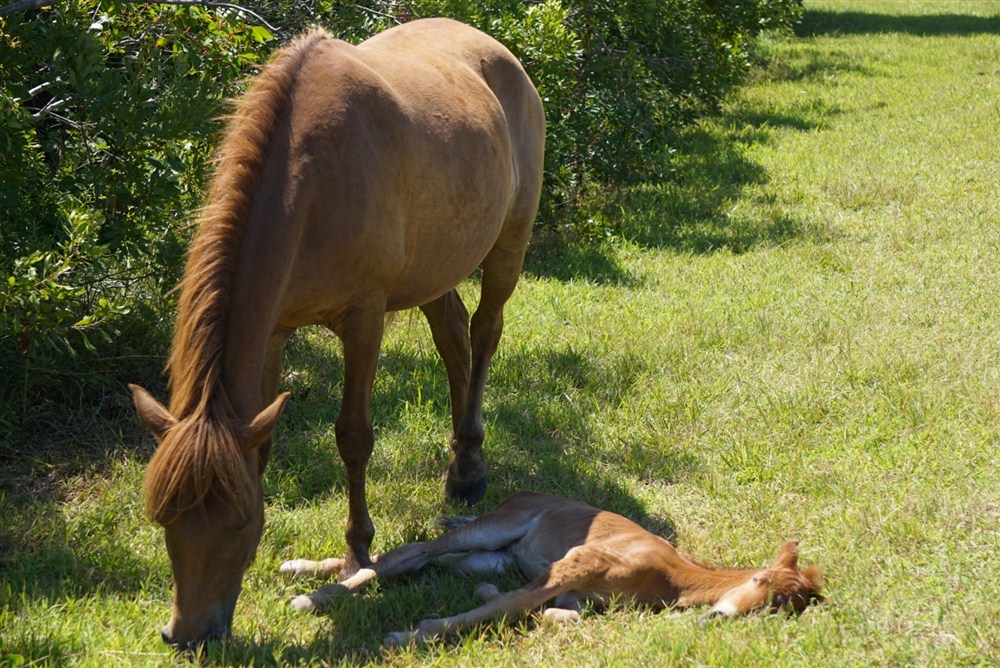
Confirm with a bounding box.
[250,25,273,44]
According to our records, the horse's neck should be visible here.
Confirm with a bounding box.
[663,549,758,607]
[220,314,272,420]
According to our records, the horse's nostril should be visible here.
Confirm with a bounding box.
[161,627,176,647]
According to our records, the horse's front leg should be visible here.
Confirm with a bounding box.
[332,307,385,576]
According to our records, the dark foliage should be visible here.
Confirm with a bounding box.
[0,0,801,437]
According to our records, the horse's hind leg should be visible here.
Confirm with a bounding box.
[446,236,530,504]
[331,306,386,576]
[419,290,472,478]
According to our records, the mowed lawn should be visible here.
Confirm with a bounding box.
[2,1,998,665]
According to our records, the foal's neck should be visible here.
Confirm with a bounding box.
[664,547,759,607]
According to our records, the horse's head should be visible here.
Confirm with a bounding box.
[708,541,825,618]
[130,384,289,650]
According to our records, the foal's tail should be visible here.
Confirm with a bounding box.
[436,515,477,532]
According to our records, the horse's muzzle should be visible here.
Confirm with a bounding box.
[160,601,235,651]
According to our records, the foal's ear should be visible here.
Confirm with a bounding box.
[241,392,291,452]
[771,540,800,570]
[802,565,824,589]
[129,384,177,440]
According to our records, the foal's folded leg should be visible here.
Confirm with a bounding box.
[290,566,380,611]
[279,557,347,580]
[384,547,602,646]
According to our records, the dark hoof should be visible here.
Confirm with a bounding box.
[445,474,487,506]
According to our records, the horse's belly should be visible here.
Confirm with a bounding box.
[385,218,507,311]
[281,200,506,324]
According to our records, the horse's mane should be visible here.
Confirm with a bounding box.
[143,29,332,523]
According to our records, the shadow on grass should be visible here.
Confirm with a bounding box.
[524,60,848,265]
[0,634,76,667]
[753,43,876,84]
[523,235,642,287]
[613,112,829,254]
[796,10,1000,37]
[0,498,163,649]
[271,331,696,515]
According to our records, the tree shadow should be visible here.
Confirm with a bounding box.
[753,44,876,84]
[0,633,76,667]
[601,70,845,254]
[0,495,163,623]
[522,232,643,287]
[613,126,807,254]
[796,10,1000,37]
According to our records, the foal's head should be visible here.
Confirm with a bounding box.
[709,541,825,618]
[131,384,289,650]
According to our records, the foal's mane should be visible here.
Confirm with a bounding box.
[143,29,332,523]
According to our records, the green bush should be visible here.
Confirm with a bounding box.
[0,3,273,433]
[0,0,801,436]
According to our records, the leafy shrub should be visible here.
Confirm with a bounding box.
[0,0,801,436]
[0,3,273,433]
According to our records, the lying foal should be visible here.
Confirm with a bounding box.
[281,492,825,645]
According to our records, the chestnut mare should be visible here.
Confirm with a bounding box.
[129,19,544,649]
[282,493,826,646]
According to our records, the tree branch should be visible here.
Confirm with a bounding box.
[354,4,404,25]
[1,0,281,34]
[0,0,52,17]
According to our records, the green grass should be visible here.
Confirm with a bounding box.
[3,1,999,665]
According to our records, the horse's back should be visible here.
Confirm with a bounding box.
[269,19,542,321]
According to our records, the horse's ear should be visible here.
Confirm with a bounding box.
[129,384,177,440]
[772,540,799,570]
[242,392,291,452]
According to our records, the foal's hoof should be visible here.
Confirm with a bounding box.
[384,630,416,648]
[291,595,316,612]
[445,474,487,506]
[474,582,501,602]
[542,608,581,624]
[280,559,315,578]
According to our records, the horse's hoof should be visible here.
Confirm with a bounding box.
[339,553,371,580]
[445,474,487,505]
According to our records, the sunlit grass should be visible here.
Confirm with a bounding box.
[2,1,998,665]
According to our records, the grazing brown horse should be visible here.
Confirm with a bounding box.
[281,493,826,646]
[128,18,544,649]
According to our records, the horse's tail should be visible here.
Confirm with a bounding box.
[436,515,477,532]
